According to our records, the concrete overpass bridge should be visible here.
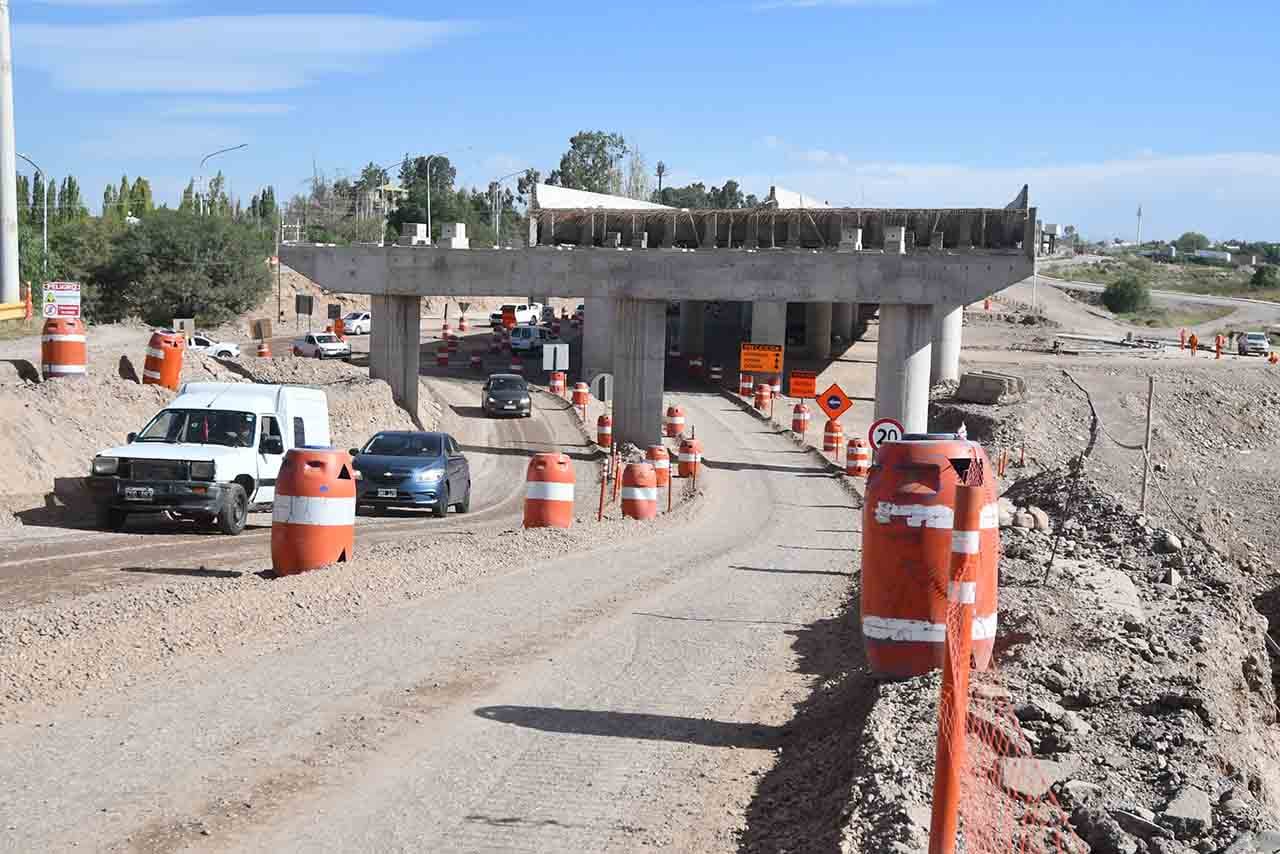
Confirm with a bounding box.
[280,197,1037,448]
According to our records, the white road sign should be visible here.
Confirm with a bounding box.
[543,342,570,371]
[42,281,81,319]
[868,417,905,449]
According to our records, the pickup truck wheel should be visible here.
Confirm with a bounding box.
[95,505,128,532]
[455,482,471,513]
[434,485,449,518]
[217,484,249,535]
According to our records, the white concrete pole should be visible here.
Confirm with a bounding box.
[0,2,20,304]
[612,297,666,448]
[930,304,963,385]
[875,303,933,434]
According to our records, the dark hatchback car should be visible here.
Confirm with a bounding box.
[481,373,532,418]
[350,431,470,517]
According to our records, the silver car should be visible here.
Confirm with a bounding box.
[1238,332,1270,356]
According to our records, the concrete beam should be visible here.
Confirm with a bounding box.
[875,303,932,434]
[369,294,420,419]
[805,302,832,360]
[582,296,614,380]
[678,300,705,356]
[930,304,963,385]
[279,244,1034,308]
[612,298,666,448]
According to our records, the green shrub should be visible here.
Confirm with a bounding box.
[1250,265,1279,291]
[1102,275,1151,313]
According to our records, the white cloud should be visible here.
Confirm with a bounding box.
[168,102,294,116]
[16,15,471,93]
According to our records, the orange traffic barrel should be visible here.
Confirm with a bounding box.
[435,348,449,367]
[647,444,670,488]
[549,371,566,396]
[256,341,272,358]
[621,463,658,520]
[469,354,483,370]
[490,333,502,353]
[442,321,452,337]
[769,375,781,398]
[792,402,811,435]
[738,373,753,396]
[458,315,468,333]
[677,437,703,478]
[510,355,524,375]
[687,355,704,377]
[572,382,589,407]
[596,413,613,447]
[664,405,686,438]
[846,438,871,477]
[860,434,998,679]
[142,330,186,390]
[753,383,771,413]
[822,419,844,453]
[447,334,459,353]
[41,317,87,379]
[1270,352,1279,365]
[523,452,575,528]
[271,448,356,576]
[708,364,723,383]
[333,317,346,341]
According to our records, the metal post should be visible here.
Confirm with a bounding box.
[1140,376,1154,512]
[0,2,19,305]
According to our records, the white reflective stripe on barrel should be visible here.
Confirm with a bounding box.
[621,486,658,501]
[979,503,1000,529]
[665,416,685,425]
[948,581,977,603]
[678,453,701,463]
[44,364,87,374]
[142,369,162,380]
[951,531,981,554]
[651,458,669,469]
[526,481,575,501]
[273,494,356,526]
[145,347,166,359]
[862,613,997,642]
[42,334,86,343]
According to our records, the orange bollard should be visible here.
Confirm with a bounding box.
[768,374,781,399]
[677,437,703,478]
[1270,352,1279,365]
[927,484,983,854]
[458,315,468,333]
[846,438,871,477]
[572,381,590,408]
[792,402,811,435]
[664,405,686,438]
[1215,335,1223,360]
[271,448,356,576]
[333,317,346,341]
[41,317,87,379]
[1179,328,1187,350]
[523,452,575,529]
[621,463,658,520]
[549,371,566,396]
[510,355,523,375]
[435,348,449,367]
[596,413,613,448]
[256,341,272,358]
[142,329,185,390]
[822,419,844,454]
[983,298,991,311]
[738,373,753,396]
[447,333,459,353]
[647,445,670,488]
[442,321,452,338]
[753,383,771,413]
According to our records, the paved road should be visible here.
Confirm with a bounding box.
[0,391,855,852]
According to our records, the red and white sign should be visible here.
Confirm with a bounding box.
[42,281,81,319]
[868,417,904,449]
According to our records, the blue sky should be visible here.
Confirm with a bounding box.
[13,0,1280,241]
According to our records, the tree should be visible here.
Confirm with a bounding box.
[1250,265,1279,291]
[57,176,86,223]
[624,149,650,201]
[547,131,628,194]
[16,174,29,225]
[180,180,197,213]
[1101,275,1151,313]
[118,175,131,216]
[391,155,458,239]
[1174,231,1210,252]
[708,180,745,209]
[102,183,117,219]
[129,177,153,215]
[31,172,45,230]
[653,182,709,208]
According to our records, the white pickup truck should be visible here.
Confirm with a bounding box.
[86,383,330,534]
[489,302,543,328]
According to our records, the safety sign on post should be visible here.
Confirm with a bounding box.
[868,417,904,449]
[42,281,81,319]
[295,294,314,317]
[543,342,569,372]
[739,342,783,374]
[815,383,852,420]
[326,303,341,321]
[789,370,817,399]
[172,317,195,341]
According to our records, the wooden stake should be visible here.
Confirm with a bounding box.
[1140,376,1155,512]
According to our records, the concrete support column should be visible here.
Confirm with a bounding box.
[751,301,786,345]
[582,296,614,380]
[930,304,963,385]
[369,294,421,418]
[612,298,666,448]
[832,302,855,344]
[805,302,832,360]
[679,300,705,356]
[874,303,932,434]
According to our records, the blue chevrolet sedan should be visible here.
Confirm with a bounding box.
[350,431,471,518]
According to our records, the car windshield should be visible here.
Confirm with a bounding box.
[500,304,516,312]
[488,377,526,392]
[362,433,443,457]
[137,409,257,447]
[315,334,340,344]
[1247,333,1267,341]
[343,313,361,321]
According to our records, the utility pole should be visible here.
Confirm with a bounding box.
[1136,204,1143,248]
[0,1,20,305]
[656,161,666,196]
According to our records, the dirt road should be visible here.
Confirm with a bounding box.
[0,389,854,853]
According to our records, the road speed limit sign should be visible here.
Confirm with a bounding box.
[868,417,904,449]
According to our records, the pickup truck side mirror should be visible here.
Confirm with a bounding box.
[348,448,360,457]
[126,432,137,443]
[260,435,285,455]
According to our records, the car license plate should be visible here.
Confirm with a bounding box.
[504,402,516,409]
[377,488,397,498]
[124,486,154,501]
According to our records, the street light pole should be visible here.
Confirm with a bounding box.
[198,143,248,216]
[489,168,531,248]
[0,1,19,305]
[16,154,45,276]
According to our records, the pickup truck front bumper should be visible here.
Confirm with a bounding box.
[86,476,228,515]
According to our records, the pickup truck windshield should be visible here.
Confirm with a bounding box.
[315,334,340,344]
[137,409,258,448]
[362,433,443,457]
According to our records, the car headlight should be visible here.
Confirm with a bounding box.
[92,456,119,476]
[519,396,530,404]
[487,396,496,404]
[189,460,215,481]
[414,469,444,483]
